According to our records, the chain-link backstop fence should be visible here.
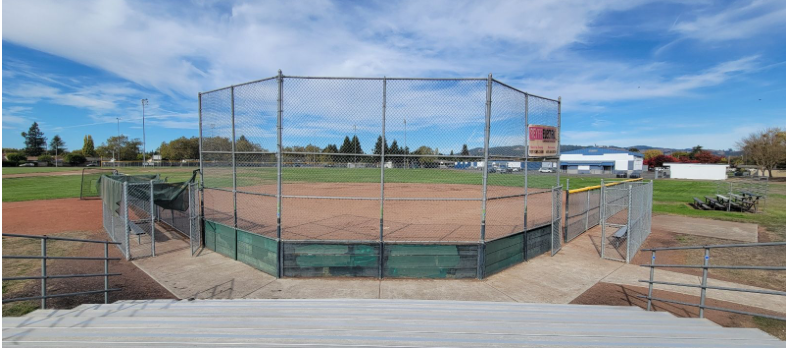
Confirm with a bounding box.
[600,181,653,263]
[199,73,561,278]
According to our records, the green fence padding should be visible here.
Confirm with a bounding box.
[525,225,551,261]
[204,219,218,251]
[485,233,524,276]
[212,221,237,259]
[237,230,278,276]
[283,243,379,277]
[384,244,478,279]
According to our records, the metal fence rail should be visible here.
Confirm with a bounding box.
[1,234,122,309]
[639,242,786,320]
[199,72,562,277]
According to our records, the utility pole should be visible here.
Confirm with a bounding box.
[116,117,121,161]
[354,124,357,165]
[141,99,148,165]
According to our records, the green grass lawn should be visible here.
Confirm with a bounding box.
[3,167,617,202]
[3,167,83,175]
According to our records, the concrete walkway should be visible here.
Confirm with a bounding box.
[133,224,782,313]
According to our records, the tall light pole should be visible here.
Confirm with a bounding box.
[116,117,121,162]
[141,99,148,165]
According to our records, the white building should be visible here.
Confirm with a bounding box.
[663,163,728,181]
[559,147,643,175]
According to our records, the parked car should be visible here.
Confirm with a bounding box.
[538,167,555,173]
[629,172,641,179]
[615,172,628,178]
[18,163,35,167]
[86,163,98,167]
[487,167,497,173]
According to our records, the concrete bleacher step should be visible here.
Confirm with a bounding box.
[3,299,780,347]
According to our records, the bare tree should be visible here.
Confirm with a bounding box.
[737,127,786,178]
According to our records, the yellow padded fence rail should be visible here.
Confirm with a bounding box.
[568,178,643,194]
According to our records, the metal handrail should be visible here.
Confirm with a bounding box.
[1,234,122,309]
[638,242,786,320]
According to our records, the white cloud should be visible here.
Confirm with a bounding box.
[2,0,782,150]
[513,55,759,107]
[2,0,655,97]
[672,0,785,42]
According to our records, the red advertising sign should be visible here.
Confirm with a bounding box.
[528,125,558,157]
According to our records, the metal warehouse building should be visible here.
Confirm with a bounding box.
[559,147,643,175]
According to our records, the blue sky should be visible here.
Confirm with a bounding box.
[2,0,785,153]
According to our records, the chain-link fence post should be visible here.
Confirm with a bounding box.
[231,86,238,232]
[626,184,633,263]
[556,96,561,187]
[523,93,529,258]
[477,73,492,279]
[379,77,387,279]
[563,179,570,242]
[584,187,591,232]
[276,70,284,278]
[198,92,205,249]
[523,94,529,233]
[149,180,156,257]
[600,180,606,260]
[123,181,130,260]
[551,186,554,254]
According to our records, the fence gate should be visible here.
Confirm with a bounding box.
[600,181,653,263]
[551,185,563,256]
[564,185,602,243]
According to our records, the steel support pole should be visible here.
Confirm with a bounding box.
[523,94,529,233]
[478,73,492,279]
[379,77,386,279]
[584,188,591,232]
[647,250,655,311]
[123,182,130,260]
[109,183,115,243]
[699,247,710,318]
[626,185,633,263]
[149,180,155,257]
[556,97,561,187]
[41,238,47,309]
[104,243,109,304]
[550,186,555,254]
[231,87,238,230]
[600,179,605,260]
[276,70,284,278]
[563,179,570,242]
[198,93,205,247]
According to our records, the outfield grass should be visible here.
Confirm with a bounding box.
[3,167,83,175]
